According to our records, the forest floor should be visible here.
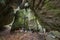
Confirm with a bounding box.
[0,28,46,40]
[0,32,46,40]
[0,28,59,40]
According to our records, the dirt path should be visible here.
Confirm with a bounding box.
[0,29,46,40]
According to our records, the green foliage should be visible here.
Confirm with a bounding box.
[43,0,60,10]
[11,8,43,31]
